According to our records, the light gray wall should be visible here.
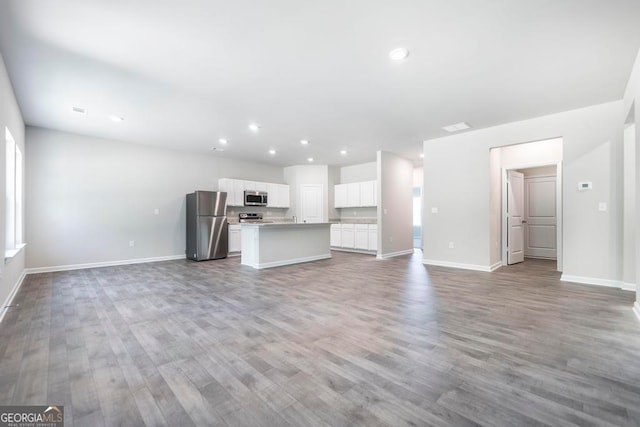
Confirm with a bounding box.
[283,164,329,221]
[623,48,639,304]
[423,100,624,282]
[327,166,339,220]
[523,165,558,177]
[0,53,26,313]
[377,151,413,257]
[488,148,502,266]
[623,124,636,287]
[340,162,376,183]
[26,127,285,269]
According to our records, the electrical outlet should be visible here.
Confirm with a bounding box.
[431,207,438,214]
[153,208,159,215]
[389,236,393,242]
[449,241,454,249]
[129,240,135,247]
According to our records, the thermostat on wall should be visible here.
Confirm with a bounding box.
[578,181,592,191]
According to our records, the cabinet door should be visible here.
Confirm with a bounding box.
[255,181,268,192]
[368,225,378,251]
[278,184,290,208]
[334,184,347,208]
[341,224,355,248]
[354,226,368,249]
[360,181,376,207]
[244,181,256,191]
[228,225,242,252]
[218,178,234,206]
[346,183,360,207]
[233,180,246,206]
[267,183,279,207]
[330,224,341,247]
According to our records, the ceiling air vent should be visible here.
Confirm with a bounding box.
[442,122,471,132]
[71,106,87,115]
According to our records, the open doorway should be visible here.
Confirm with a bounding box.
[413,187,421,248]
[489,137,563,272]
[503,164,560,266]
[413,167,423,249]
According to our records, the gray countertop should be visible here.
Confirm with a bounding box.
[239,222,330,227]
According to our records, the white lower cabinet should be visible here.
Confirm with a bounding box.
[368,225,377,251]
[341,224,355,248]
[330,224,342,247]
[229,224,241,253]
[331,223,376,253]
[354,224,369,250]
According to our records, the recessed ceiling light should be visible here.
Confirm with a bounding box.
[300,139,309,145]
[389,47,409,61]
[442,122,472,132]
[109,115,124,122]
[248,123,260,132]
[71,106,87,115]
[340,150,347,155]
[218,138,228,144]
[419,153,424,158]
[307,157,314,162]
[269,149,276,155]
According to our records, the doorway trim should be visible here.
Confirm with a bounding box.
[501,161,563,271]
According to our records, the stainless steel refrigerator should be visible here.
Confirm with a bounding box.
[186,191,228,261]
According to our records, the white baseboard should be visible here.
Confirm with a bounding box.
[376,249,414,260]
[489,262,502,272]
[0,270,27,324]
[622,282,637,291]
[560,274,629,290]
[25,254,186,274]
[246,253,331,269]
[633,302,640,322]
[331,247,376,256]
[423,259,493,272]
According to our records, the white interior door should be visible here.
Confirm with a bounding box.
[300,184,324,223]
[507,170,524,264]
[524,176,557,259]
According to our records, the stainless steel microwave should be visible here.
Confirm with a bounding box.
[244,191,268,206]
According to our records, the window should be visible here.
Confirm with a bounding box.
[5,127,24,258]
[413,186,422,248]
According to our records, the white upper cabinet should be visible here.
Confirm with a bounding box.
[266,183,279,207]
[221,178,290,208]
[359,181,376,207]
[334,180,377,208]
[266,183,290,208]
[347,183,360,207]
[334,184,347,208]
[233,180,246,206]
[277,184,290,208]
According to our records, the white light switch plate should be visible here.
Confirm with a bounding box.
[431,207,438,214]
[598,202,607,212]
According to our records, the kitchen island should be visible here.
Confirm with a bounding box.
[240,222,331,269]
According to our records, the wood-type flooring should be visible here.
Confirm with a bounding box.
[1,251,639,426]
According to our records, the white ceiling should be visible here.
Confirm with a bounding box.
[1,0,639,167]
